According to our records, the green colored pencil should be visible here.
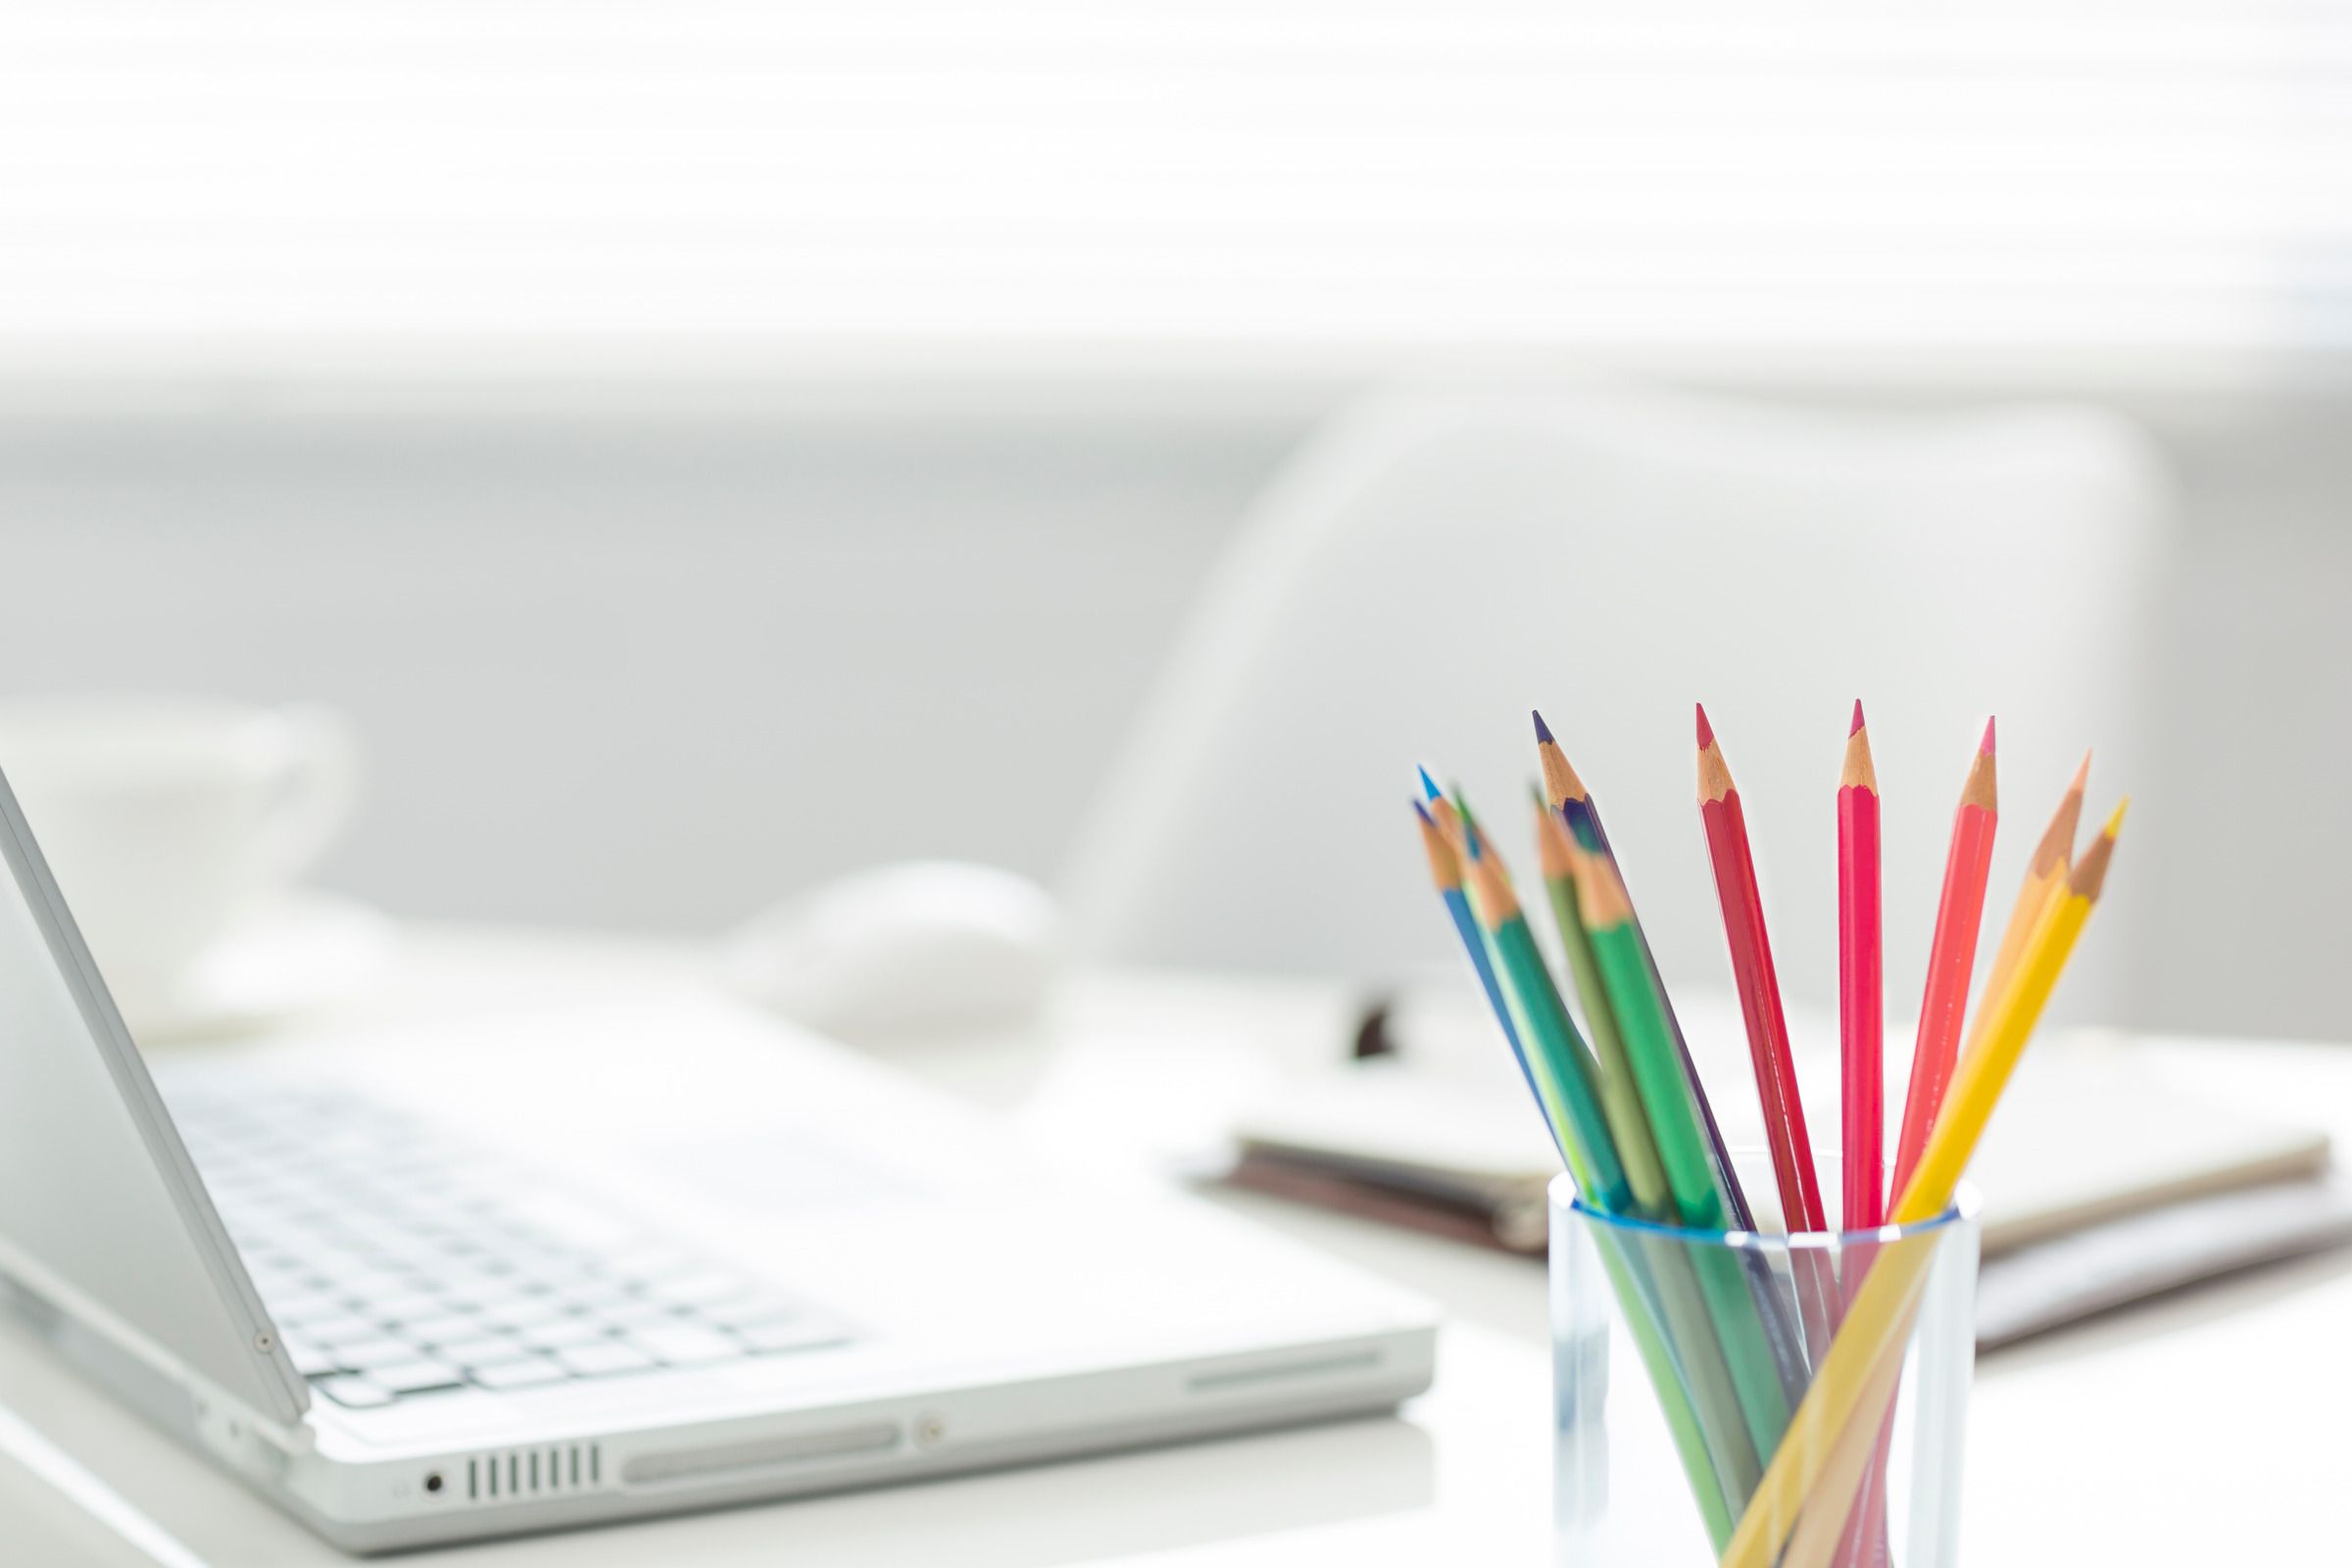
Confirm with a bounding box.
[1571,845,1794,1464]
[1533,791,1670,1216]
[1458,806,1758,1533]
[1537,713,1756,1232]
[1459,825,1626,1212]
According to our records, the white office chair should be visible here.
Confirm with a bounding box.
[1061,384,2173,1032]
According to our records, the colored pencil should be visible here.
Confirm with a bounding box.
[1450,791,1604,1090]
[1541,712,1816,1420]
[1695,704,1828,1235]
[1721,801,2127,1568]
[1414,799,1549,1152]
[1446,806,1752,1537]
[1538,793,1793,1519]
[1962,750,2088,1074]
[1889,720,2000,1197]
[1536,710,1757,1234]
[1899,801,2125,1230]
[1534,792,1672,1216]
[1696,707,1841,1387]
[1571,846,1794,1465]
[1829,709,1894,1568]
[1458,824,1628,1214]
[1838,703,1885,1229]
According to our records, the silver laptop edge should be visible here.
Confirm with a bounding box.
[0,764,310,1426]
[0,763,1438,1553]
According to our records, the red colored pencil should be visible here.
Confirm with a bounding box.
[1695,705,1828,1235]
[1838,702,1884,1229]
[1889,719,1999,1196]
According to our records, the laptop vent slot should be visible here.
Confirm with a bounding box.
[465,1444,601,1502]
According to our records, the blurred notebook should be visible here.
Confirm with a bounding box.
[1227,1040,2350,1348]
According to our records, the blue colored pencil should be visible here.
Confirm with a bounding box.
[1412,797,1554,1155]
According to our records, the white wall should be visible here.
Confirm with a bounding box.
[0,374,2344,1041]
[0,392,1292,931]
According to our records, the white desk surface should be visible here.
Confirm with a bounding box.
[4,927,2347,1566]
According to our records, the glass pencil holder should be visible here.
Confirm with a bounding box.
[1550,1154,1981,1568]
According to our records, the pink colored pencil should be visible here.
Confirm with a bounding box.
[1838,702,1884,1230]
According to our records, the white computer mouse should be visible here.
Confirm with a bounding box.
[721,860,1061,1038]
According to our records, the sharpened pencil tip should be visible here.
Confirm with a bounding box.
[1410,798,1435,827]
[2070,750,2092,794]
[1417,765,1443,802]
[1850,699,1866,736]
[1981,715,1996,755]
[1695,702,1714,750]
[2102,797,2130,836]
[1532,709,1554,746]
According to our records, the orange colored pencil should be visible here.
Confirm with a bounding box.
[1961,751,2089,1075]
[1889,720,1999,1196]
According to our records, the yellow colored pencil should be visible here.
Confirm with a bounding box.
[1959,751,2086,1070]
[1719,801,2126,1568]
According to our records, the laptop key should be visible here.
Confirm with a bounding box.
[630,1325,744,1367]
[303,1313,387,1347]
[333,1337,428,1370]
[368,1293,454,1324]
[284,1339,344,1377]
[477,1296,566,1331]
[263,1290,344,1325]
[368,1360,465,1396]
[701,1297,808,1331]
[401,1313,487,1347]
[469,1357,570,1391]
[313,1375,396,1409]
[599,1298,682,1329]
[435,1336,532,1369]
[741,1319,853,1355]
[519,1317,611,1351]
[556,1342,657,1378]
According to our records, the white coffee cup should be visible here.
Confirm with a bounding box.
[0,695,361,1021]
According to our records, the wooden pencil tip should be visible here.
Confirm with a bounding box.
[1417,765,1443,802]
[1413,800,1459,891]
[1695,702,1714,750]
[1458,797,1486,859]
[1532,709,1554,746]
[1696,722,1735,802]
[2070,750,2092,794]
[1850,699,1866,736]
[1981,715,1997,756]
[1572,844,1633,926]
[2071,798,2127,898]
[1537,732,1588,809]
[1533,790,1573,873]
[1840,704,1877,788]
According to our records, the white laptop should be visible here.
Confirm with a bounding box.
[0,766,1436,1552]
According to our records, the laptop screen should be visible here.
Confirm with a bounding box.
[0,766,305,1425]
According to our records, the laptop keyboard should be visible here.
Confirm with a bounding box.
[167,1083,856,1409]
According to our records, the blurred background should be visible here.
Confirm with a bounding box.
[2,2,2346,1039]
